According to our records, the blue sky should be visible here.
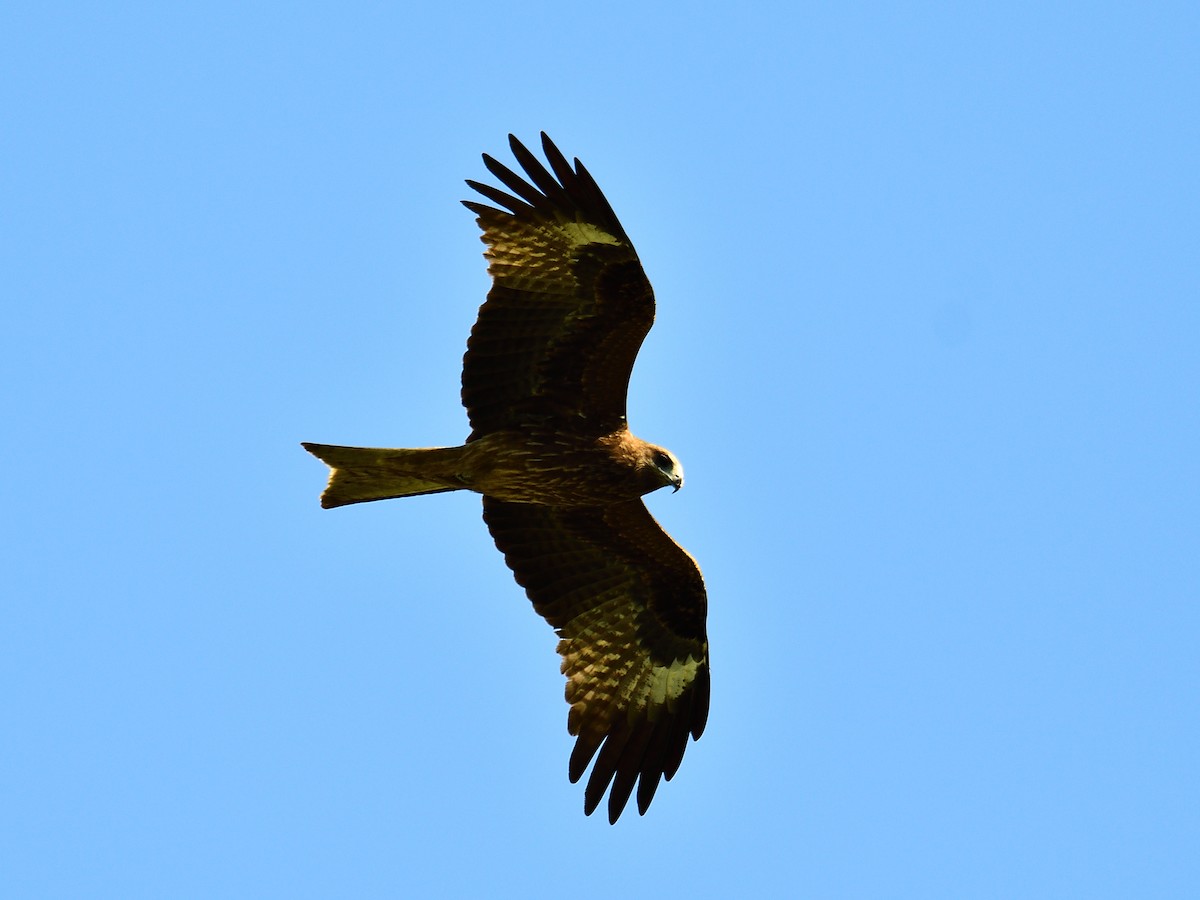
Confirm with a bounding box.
[3,3,1198,897]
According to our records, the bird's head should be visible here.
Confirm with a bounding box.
[641,444,684,495]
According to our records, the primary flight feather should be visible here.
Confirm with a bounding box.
[302,133,709,823]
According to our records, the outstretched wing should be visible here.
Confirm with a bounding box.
[482,497,710,823]
[462,133,655,440]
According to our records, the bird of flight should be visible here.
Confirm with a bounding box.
[302,134,709,823]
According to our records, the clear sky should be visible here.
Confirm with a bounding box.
[3,3,1198,897]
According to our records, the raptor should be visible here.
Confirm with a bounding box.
[303,134,709,822]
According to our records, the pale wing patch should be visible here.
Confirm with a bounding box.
[649,656,702,706]
[557,220,622,248]
[558,598,704,735]
[482,219,626,294]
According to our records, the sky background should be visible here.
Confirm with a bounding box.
[3,3,1198,897]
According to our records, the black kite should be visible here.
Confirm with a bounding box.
[302,134,709,823]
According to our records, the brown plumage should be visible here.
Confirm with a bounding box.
[302,133,709,823]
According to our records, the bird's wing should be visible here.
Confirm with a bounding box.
[462,133,655,440]
[482,497,710,823]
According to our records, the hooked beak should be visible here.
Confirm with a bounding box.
[671,474,683,493]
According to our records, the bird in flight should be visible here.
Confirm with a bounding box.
[302,133,709,823]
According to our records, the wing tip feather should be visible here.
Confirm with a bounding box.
[566,665,709,822]
[463,133,632,245]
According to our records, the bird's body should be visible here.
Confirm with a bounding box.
[305,425,680,509]
[303,134,709,823]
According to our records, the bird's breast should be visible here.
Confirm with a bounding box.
[460,428,651,506]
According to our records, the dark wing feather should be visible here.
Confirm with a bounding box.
[482,497,710,823]
[462,134,655,439]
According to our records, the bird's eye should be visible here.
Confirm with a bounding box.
[653,450,672,470]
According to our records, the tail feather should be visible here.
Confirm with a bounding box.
[301,442,467,508]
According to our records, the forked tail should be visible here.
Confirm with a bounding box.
[301,442,468,508]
